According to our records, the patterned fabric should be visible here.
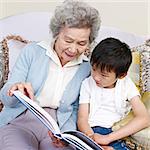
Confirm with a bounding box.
[0,39,9,89]
[131,39,150,93]
[0,35,28,112]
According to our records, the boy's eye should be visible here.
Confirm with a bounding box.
[101,74,109,78]
[102,75,107,77]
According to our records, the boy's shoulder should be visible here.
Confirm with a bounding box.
[117,76,138,93]
[118,76,134,84]
[82,76,96,88]
[82,76,93,83]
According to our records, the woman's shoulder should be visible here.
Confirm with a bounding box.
[22,41,47,57]
[24,41,46,51]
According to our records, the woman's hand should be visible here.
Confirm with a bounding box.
[8,82,34,100]
[48,131,68,148]
[92,133,112,145]
[102,146,114,150]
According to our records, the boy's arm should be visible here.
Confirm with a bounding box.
[95,96,150,145]
[77,103,94,137]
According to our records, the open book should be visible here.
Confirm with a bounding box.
[13,90,103,150]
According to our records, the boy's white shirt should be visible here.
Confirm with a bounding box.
[36,40,88,108]
[79,76,140,128]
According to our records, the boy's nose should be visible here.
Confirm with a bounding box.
[94,75,101,83]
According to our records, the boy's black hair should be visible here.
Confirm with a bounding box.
[90,37,132,77]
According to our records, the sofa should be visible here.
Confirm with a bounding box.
[0,12,150,149]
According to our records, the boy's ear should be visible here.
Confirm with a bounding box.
[118,73,127,79]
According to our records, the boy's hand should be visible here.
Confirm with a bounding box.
[48,131,68,148]
[102,146,114,150]
[92,133,111,145]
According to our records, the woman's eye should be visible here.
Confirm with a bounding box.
[64,38,73,43]
[79,42,86,46]
[66,41,72,43]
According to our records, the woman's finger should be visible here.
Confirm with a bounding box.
[7,82,34,100]
[24,83,34,100]
[7,83,24,96]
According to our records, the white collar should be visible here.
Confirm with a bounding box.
[37,39,89,67]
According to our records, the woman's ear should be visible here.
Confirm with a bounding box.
[118,73,127,79]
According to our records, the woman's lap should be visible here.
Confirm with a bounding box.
[0,125,74,150]
[0,109,74,150]
[0,124,38,150]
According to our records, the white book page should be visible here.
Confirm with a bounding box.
[62,134,94,150]
[13,90,61,135]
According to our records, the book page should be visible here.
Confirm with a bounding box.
[13,90,61,135]
[62,131,103,150]
[62,134,92,150]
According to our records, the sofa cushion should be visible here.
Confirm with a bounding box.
[0,35,29,112]
[128,51,140,91]
[132,39,150,93]
[0,35,29,83]
[131,92,150,149]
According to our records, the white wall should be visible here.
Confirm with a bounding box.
[0,0,149,36]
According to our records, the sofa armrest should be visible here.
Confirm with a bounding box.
[113,92,150,149]
[0,100,3,112]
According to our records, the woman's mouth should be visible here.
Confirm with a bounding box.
[65,52,76,58]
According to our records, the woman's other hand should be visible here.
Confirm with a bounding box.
[8,82,34,100]
[102,146,114,150]
[48,131,68,148]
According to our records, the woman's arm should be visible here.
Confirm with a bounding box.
[94,96,150,145]
[77,103,94,137]
[0,43,35,106]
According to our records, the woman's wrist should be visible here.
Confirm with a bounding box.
[87,133,94,138]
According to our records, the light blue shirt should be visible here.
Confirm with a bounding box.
[0,42,91,132]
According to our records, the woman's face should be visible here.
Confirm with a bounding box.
[54,27,91,66]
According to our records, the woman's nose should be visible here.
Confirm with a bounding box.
[68,44,77,53]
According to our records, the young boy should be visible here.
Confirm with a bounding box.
[78,37,150,149]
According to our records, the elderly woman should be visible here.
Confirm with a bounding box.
[0,0,101,150]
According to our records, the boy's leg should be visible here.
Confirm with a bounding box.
[109,140,130,150]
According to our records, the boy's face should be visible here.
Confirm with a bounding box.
[91,66,117,88]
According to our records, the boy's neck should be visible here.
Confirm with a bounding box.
[103,80,117,89]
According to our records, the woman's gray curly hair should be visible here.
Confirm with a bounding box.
[50,0,101,43]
